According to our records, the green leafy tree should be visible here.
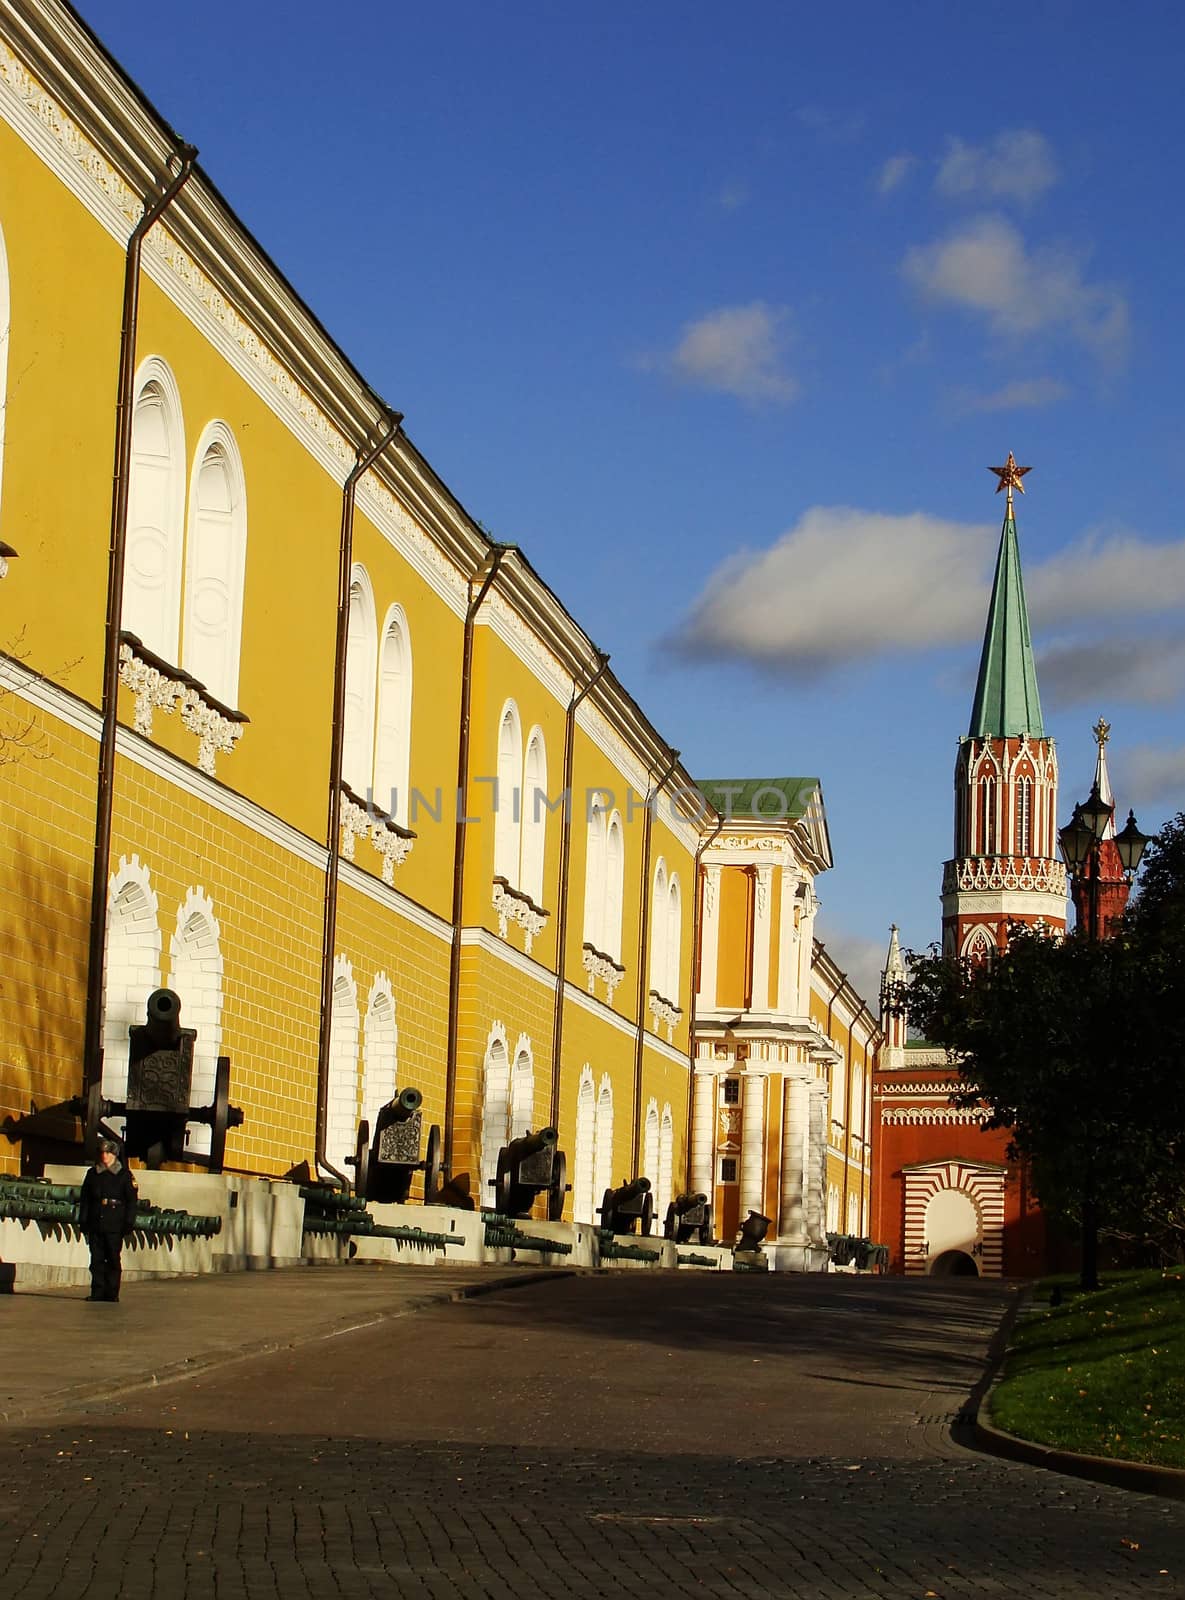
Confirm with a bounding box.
[894,818,1185,1289]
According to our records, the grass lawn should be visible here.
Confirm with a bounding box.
[989,1265,1185,1468]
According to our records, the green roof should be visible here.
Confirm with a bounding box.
[968,509,1044,739]
[696,777,819,823]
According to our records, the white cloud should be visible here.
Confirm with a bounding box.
[667,302,798,405]
[814,924,890,1012]
[957,377,1069,412]
[902,214,1129,365]
[1028,532,1185,625]
[1118,744,1185,812]
[1037,635,1185,709]
[876,154,914,195]
[936,129,1059,204]
[667,507,994,676]
[666,506,1185,682]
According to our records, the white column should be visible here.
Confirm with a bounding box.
[740,1072,767,1219]
[752,866,773,1011]
[806,1080,828,1249]
[778,1070,811,1245]
[697,866,722,1006]
[691,1068,716,1197]
[797,891,816,1013]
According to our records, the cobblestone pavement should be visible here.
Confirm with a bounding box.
[3,1273,1182,1598]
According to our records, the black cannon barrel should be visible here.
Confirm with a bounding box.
[143,987,182,1046]
[387,1086,423,1122]
[673,1191,708,1211]
[508,1126,558,1158]
[612,1175,651,1202]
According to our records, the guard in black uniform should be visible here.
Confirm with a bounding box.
[78,1138,138,1302]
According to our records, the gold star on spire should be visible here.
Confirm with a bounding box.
[988,450,1031,512]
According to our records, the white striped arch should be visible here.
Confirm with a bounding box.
[901,1160,1006,1279]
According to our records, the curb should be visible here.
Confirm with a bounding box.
[1,1268,570,1426]
[973,1405,1185,1501]
[961,1288,1185,1502]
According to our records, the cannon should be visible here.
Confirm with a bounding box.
[491,1127,568,1221]
[732,1209,772,1270]
[348,1086,443,1204]
[84,989,244,1171]
[663,1190,713,1245]
[598,1176,653,1236]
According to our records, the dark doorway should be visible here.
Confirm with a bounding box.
[929,1249,979,1277]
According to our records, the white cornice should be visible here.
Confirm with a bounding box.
[563,981,637,1041]
[459,926,555,990]
[340,861,450,945]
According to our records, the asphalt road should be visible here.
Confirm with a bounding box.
[3,1272,1183,1597]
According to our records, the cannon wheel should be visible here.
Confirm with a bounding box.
[423,1123,443,1203]
[208,1057,234,1175]
[351,1119,371,1200]
[638,1191,654,1237]
[598,1187,616,1232]
[663,1202,677,1241]
[699,1203,714,1246]
[547,1148,567,1223]
[494,1148,513,1215]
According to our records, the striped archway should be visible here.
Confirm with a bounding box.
[900,1160,1006,1279]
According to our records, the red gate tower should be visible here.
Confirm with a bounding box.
[872,454,1065,1278]
[1069,717,1135,938]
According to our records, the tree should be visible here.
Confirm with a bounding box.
[894,832,1185,1290]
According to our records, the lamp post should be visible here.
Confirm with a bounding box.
[1057,786,1149,1290]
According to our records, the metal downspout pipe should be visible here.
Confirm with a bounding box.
[682,811,723,1190]
[83,145,199,1096]
[314,413,403,1188]
[630,749,680,1177]
[442,546,507,1177]
[548,653,610,1130]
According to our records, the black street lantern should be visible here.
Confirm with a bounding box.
[1114,809,1150,878]
[1057,804,1094,873]
[1077,780,1115,842]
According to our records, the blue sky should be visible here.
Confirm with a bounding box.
[82,0,1185,1001]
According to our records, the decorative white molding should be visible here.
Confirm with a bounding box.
[491,876,549,954]
[648,988,682,1043]
[943,856,1067,896]
[178,686,244,776]
[582,943,625,1003]
[339,788,414,884]
[755,865,771,915]
[461,927,555,991]
[718,835,788,854]
[118,641,185,735]
[118,637,244,776]
[882,1106,990,1126]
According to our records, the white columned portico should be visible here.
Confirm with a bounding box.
[740,1071,767,1219]
[777,1070,811,1261]
[691,1069,715,1197]
[806,1079,829,1256]
[697,866,722,1006]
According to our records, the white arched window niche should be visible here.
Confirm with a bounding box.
[665,872,682,1003]
[494,700,522,885]
[649,859,669,995]
[583,795,608,949]
[123,356,186,662]
[658,1103,674,1220]
[643,1098,660,1189]
[374,604,413,825]
[480,1023,511,1201]
[182,421,247,711]
[510,1038,535,1138]
[362,975,398,1131]
[520,726,548,907]
[168,888,224,1158]
[343,564,378,798]
[573,1065,597,1223]
[324,957,360,1178]
[101,856,162,1104]
[593,1074,614,1212]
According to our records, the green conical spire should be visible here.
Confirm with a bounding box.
[968,462,1044,739]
